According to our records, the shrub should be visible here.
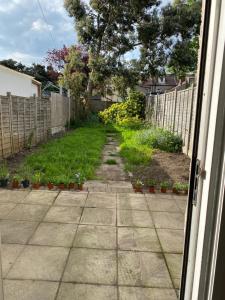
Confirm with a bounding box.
[117,116,143,129]
[135,127,183,153]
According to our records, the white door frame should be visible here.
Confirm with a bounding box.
[183,0,225,299]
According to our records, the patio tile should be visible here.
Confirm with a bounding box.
[0,220,38,244]
[165,254,183,289]
[3,279,59,300]
[22,191,58,205]
[145,193,175,200]
[81,208,116,226]
[84,181,107,192]
[108,181,133,188]
[117,210,153,227]
[157,229,184,253]
[0,204,17,219]
[6,204,49,221]
[117,196,148,211]
[63,248,117,285]
[29,222,77,247]
[147,198,180,212]
[0,191,29,204]
[119,286,178,300]
[118,227,161,252]
[74,225,116,249]
[108,187,133,193]
[86,192,116,209]
[1,244,25,277]
[54,192,87,207]
[57,283,117,300]
[152,212,184,229]
[7,245,69,281]
[118,251,172,288]
[44,206,82,223]
[175,199,187,214]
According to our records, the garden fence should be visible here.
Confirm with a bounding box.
[146,84,197,157]
[0,92,75,159]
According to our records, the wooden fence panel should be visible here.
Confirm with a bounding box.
[145,85,197,157]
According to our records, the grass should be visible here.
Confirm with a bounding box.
[105,159,117,165]
[19,123,108,184]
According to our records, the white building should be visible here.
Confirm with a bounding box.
[0,64,41,97]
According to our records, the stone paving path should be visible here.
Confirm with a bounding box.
[0,188,186,300]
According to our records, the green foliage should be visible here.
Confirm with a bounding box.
[74,172,86,185]
[32,172,42,184]
[0,163,9,179]
[148,179,157,187]
[105,159,117,165]
[135,127,183,153]
[133,179,144,188]
[160,181,170,189]
[19,125,107,185]
[99,90,145,125]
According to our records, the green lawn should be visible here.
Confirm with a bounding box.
[19,123,107,184]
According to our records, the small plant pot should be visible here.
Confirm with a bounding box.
[68,183,75,190]
[58,183,65,190]
[149,186,155,193]
[32,183,40,190]
[184,190,188,195]
[77,184,83,191]
[172,188,179,194]
[0,178,8,188]
[21,180,30,188]
[133,186,142,193]
[12,180,20,189]
[47,183,54,190]
[161,188,167,193]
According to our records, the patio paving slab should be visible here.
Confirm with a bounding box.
[117,210,153,227]
[86,193,116,209]
[57,283,117,300]
[1,244,25,277]
[3,279,59,300]
[7,245,69,281]
[157,229,184,253]
[152,212,184,229]
[147,198,180,213]
[74,225,116,249]
[0,204,17,219]
[54,192,87,207]
[29,222,77,247]
[165,253,183,289]
[0,220,38,244]
[44,206,82,224]
[117,197,148,211]
[62,248,117,285]
[119,286,178,300]
[6,204,49,221]
[81,208,116,226]
[118,251,173,288]
[0,191,29,204]
[22,191,58,206]
[175,199,187,214]
[118,227,161,252]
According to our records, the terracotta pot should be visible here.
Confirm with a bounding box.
[68,183,75,190]
[161,188,167,193]
[134,186,142,193]
[47,183,54,190]
[58,183,65,190]
[184,190,188,195]
[32,183,40,190]
[77,184,83,191]
[12,180,20,189]
[172,188,178,194]
[149,186,155,193]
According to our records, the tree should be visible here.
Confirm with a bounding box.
[45,45,69,71]
[64,0,159,97]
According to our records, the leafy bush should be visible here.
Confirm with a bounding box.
[117,116,143,129]
[99,90,145,125]
[135,127,183,153]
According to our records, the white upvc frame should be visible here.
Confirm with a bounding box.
[184,0,225,299]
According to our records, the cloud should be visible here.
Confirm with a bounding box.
[32,19,53,32]
[0,0,77,65]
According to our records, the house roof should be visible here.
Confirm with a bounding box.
[141,75,177,87]
[0,64,41,85]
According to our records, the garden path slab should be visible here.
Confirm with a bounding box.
[54,191,87,207]
[22,190,58,205]
[6,204,49,221]
[44,206,82,223]
[81,207,116,226]
[119,286,178,300]
[0,190,29,204]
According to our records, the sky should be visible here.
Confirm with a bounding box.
[0,0,171,66]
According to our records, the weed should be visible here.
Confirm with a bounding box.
[105,159,117,165]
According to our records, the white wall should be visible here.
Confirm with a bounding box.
[0,65,39,97]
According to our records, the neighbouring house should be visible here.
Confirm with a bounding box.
[138,74,178,95]
[0,64,41,97]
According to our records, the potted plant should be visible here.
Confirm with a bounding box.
[47,178,54,190]
[12,174,22,189]
[133,179,144,193]
[160,181,170,193]
[0,163,9,188]
[74,173,86,191]
[148,179,157,193]
[68,181,76,190]
[32,172,42,190]
[21,167,31,188]
[182,183,189,195]
[172,182,182,194]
